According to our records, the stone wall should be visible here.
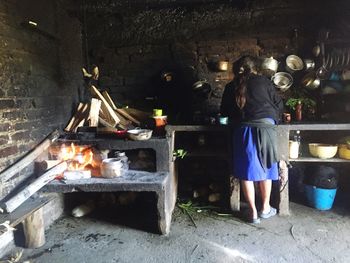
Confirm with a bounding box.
[0,0,83,197]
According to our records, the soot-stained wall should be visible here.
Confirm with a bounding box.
[84,0,350,119]
[0,0,83,197]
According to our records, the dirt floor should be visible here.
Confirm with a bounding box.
[2,196,350,263]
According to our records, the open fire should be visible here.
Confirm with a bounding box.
[50,143,103,178]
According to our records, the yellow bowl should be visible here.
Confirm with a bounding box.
[308,143,338,159]
[338,144,350,160]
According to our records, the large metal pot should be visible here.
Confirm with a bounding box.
[271,72,293,92]
[261,57,279,74]
[301,72,321,89]
[286,55,304,73]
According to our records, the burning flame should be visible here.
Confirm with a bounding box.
[58,143,96,171]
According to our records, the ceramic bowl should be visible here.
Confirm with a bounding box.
[338,144,350,160]
[308,143,338,159]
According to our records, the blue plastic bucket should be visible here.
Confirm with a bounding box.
[304,185,337,210]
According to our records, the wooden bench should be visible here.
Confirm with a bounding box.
[43,170,173,235]
[0,196,52,249]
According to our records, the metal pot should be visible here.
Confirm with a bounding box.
[286,55,304,73]
[217,61,229,71]
[271,72,293,92]
[261,57,279,74]
[303,59,315,71]
[301,72,321,89]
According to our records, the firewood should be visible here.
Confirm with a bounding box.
[123,107,151,123]
[3,161,68,213]
[88,98,101,127]
[37,160,62,172]
[90,85,120,127]
[64,103,89,132]
[115,108,140,126]
[23,207,45,248]
[102,91,118,110]
[98,117,115,129]
[0,130,60,183]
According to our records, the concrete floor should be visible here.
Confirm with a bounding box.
[3,198,350,263]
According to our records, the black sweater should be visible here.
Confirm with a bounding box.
[220,74,284,125]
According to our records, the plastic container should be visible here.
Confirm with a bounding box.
[304,184,337,210]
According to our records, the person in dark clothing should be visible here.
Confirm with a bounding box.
[221,55,284,223]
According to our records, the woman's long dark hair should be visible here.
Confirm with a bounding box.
[235,56,258,109]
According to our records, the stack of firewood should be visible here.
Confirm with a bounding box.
[64,66,150,132]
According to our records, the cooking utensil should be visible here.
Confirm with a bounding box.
[261,57,279,74]
[101,158,123,178]
[308,143,338,159]
[127,128,153,141]
[312,45,321,57]
[217,61,229,71]
[301,72,321,89]
[192,80,211,99]
[271,72,293,92]
[316,66,330,80]
[285,55,304,73]
[303,59,315,71]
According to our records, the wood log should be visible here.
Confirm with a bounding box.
[37,160,62,172]
[98,117,115,129]
[123,107,151,123]
[101,91,139,126]
[115,108,140,126]
[102,91,118,110]
[90,85,120,127]
[64,103,89,132]
[4,162,67,213]
[0,130,60,183]
[88,98,101,127]
[23,207,45,248]
[64,103,83,132]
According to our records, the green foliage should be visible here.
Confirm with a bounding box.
[285,97,316,111]
[173,149,187,159]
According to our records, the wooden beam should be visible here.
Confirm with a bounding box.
[3,162,67,213]
[90,85,120,127]
[64,103,89,132]
[23,207,45,248]
[102,91,118,110]
[0,130,60,183]
[88,98,101,127]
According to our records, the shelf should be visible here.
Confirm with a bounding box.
[280,123,350,131]
[289,157,350,163]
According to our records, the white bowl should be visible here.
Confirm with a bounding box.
[127,129,153,141]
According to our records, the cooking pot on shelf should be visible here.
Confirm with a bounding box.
[271,72,293,92]
[303,59,315,71]
[301,72,321,89]
[192,80,211,99]
[261,57,279,75]
[286,55,304,73]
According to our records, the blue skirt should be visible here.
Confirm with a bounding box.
[233,119,278,181]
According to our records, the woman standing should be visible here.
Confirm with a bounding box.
[221,56,284,223]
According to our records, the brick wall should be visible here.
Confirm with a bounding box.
[85,0,348,115]
[0,0,83,197]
